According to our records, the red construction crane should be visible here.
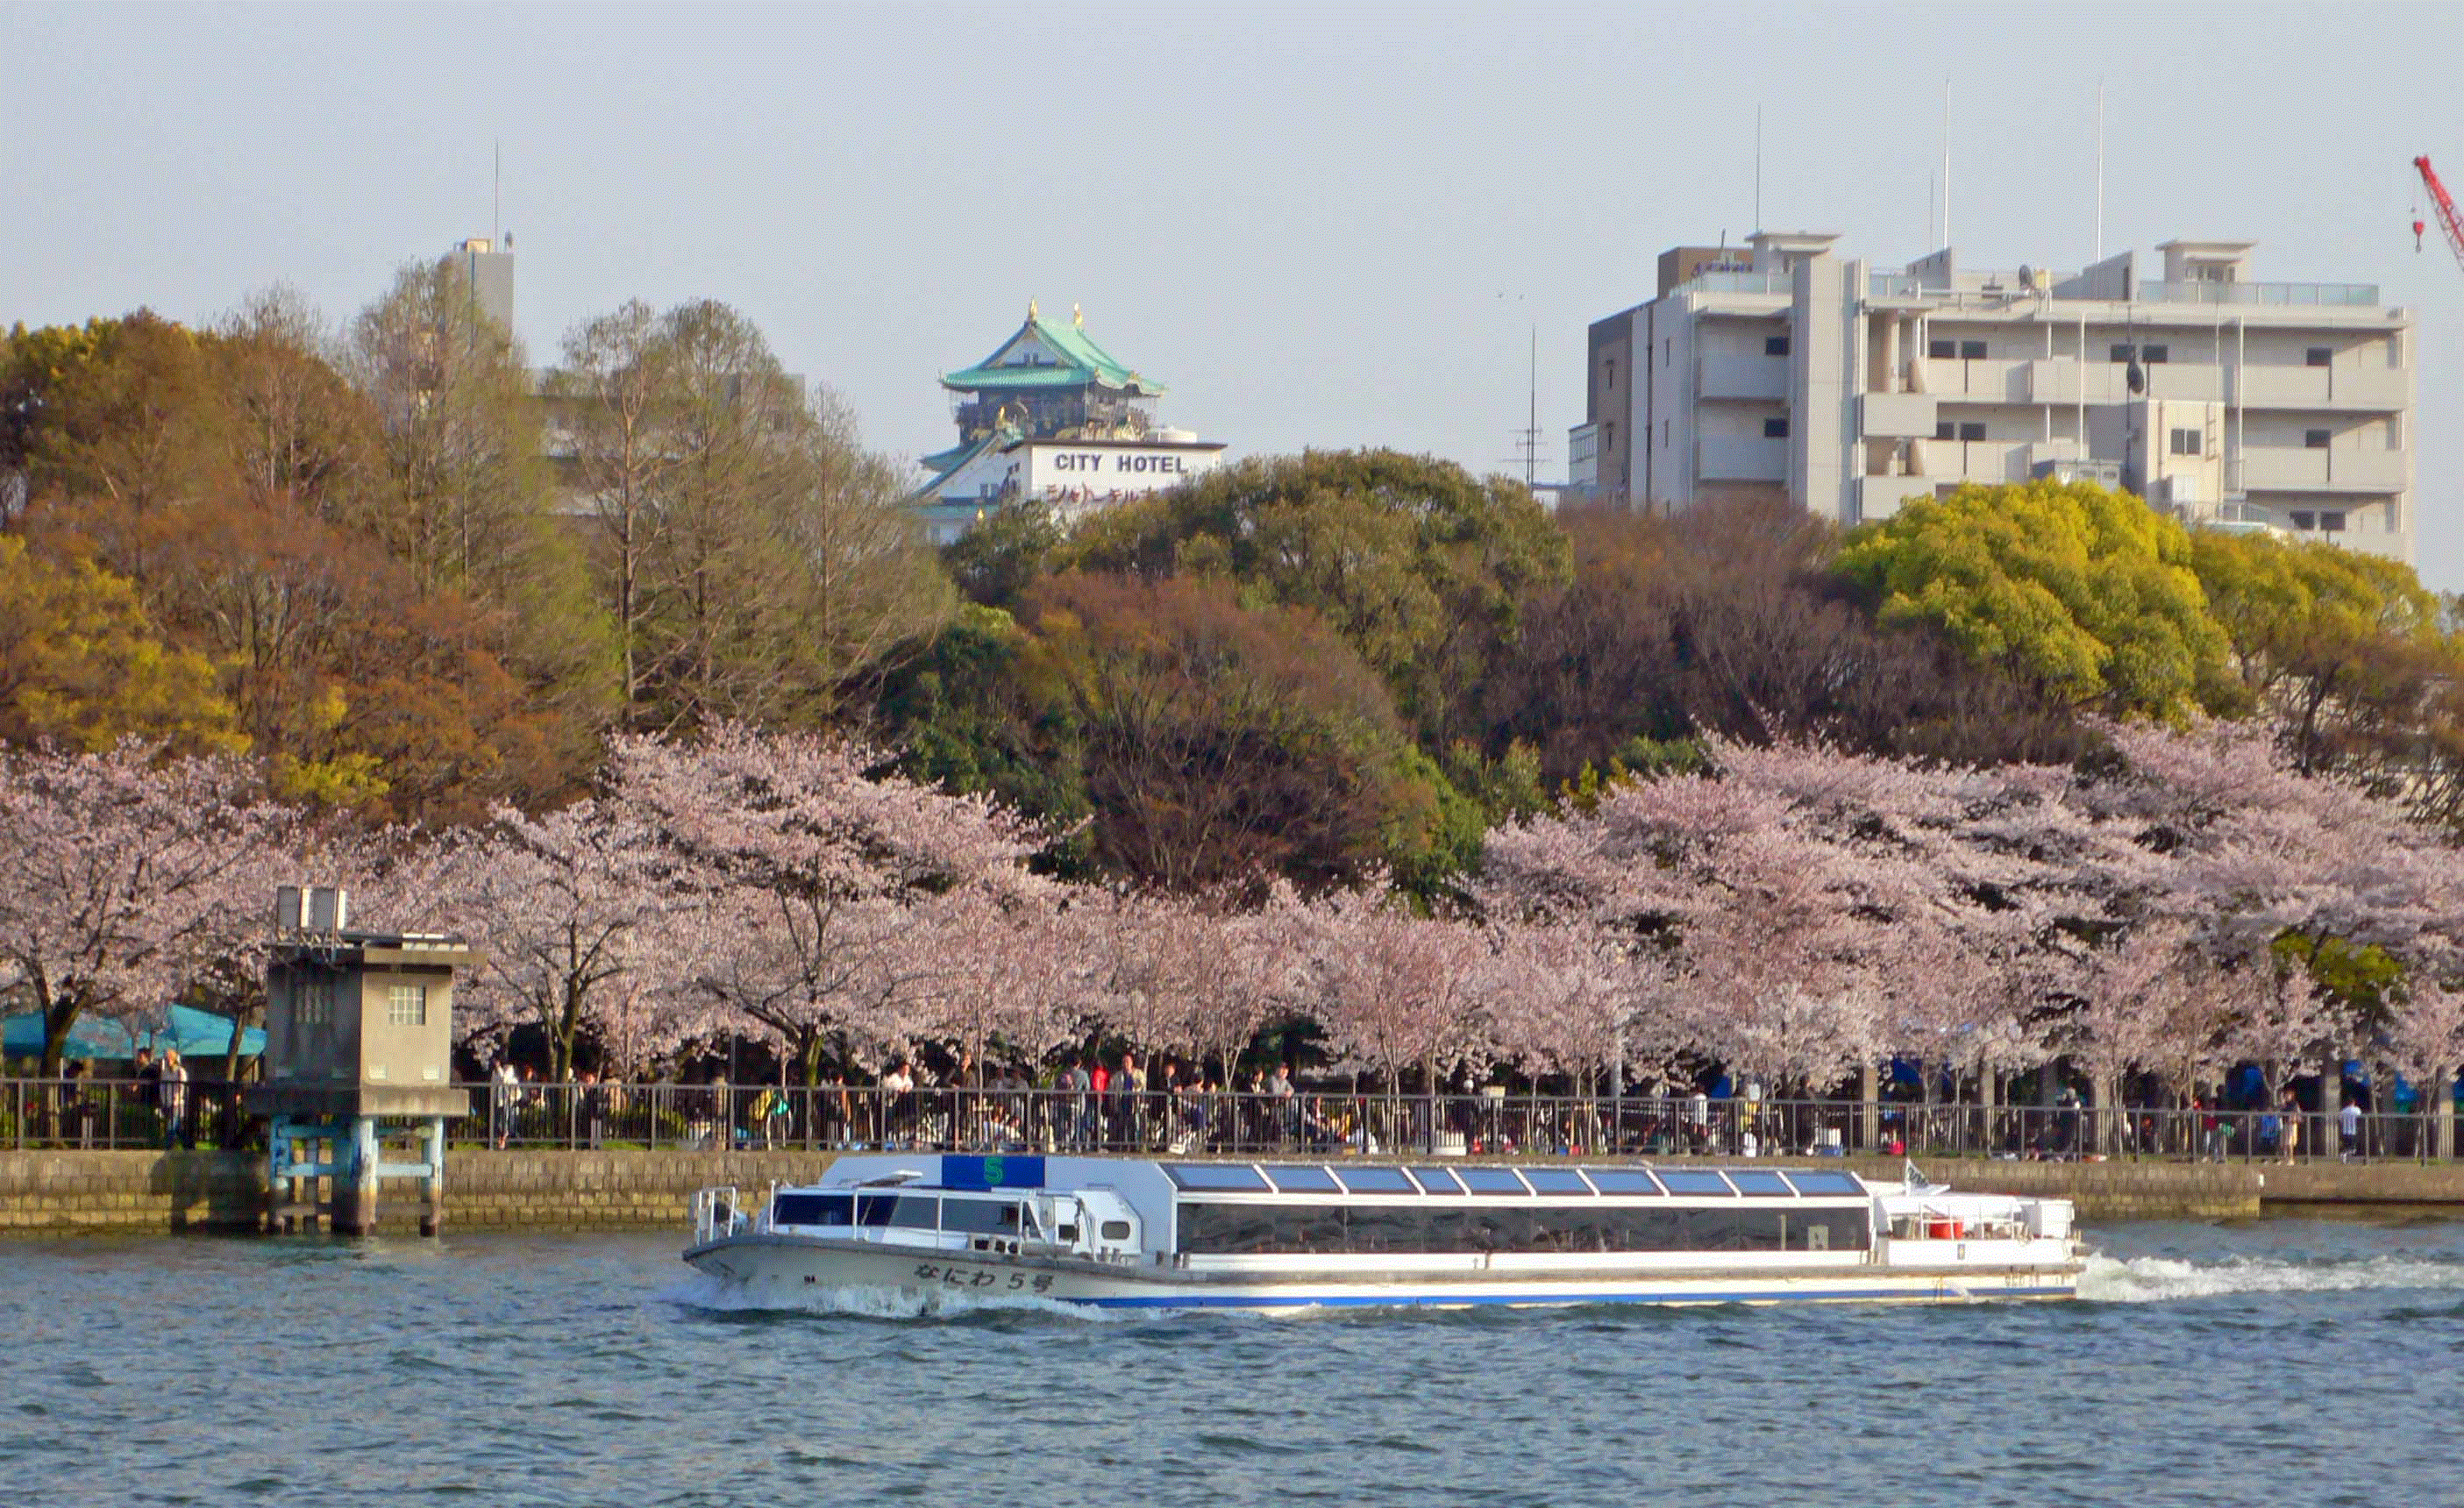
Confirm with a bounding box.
[2417,155,2464,272]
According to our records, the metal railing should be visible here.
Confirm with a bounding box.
[2137,279,2381,308]
[4,1078,2453,1164]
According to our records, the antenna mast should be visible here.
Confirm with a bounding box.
[1755,105,1764,234]
[1941,79,1953,249]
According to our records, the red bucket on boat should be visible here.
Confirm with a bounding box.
[1926,1217,1963,1241]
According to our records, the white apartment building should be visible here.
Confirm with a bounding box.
[1569,232,2418,562]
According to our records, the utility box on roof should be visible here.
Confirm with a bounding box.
[250,886,477,1120]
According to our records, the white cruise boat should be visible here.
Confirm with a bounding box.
[684,1155,2085,1311]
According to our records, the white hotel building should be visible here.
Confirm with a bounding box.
[1569,233,2418,561]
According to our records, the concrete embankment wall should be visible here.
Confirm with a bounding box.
[5,1149,2464,1235]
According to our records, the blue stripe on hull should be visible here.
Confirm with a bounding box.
[1076,1284,2079,1310]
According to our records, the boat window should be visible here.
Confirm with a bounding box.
[1783,1170,1865,1197]
[1099,1220,1132,1241]
[1406,1167,1463,1194]
[1334,1167,1417,1195]
[771,1192,852,1226]
[1456,1167,1530,1195]
[1654,1170,1736,1196]
[940,1199,1022,1235]
[1164,1163,1273,1193]
[1727,1170,1795,1197]
[854,1194,898,1227]
[1263,1164,1342,1194]
[1174,1200,1871,1257]
[1582,1170,1663,1196]
[1522,1168,1594,1196]
[890,1195,941,1228]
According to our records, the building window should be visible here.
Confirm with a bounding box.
[1763,416,1789,437]
[1929,338,1957,359]
[1663,339,1671,366]
[1605,359,1615,391]
[2321,511,2346,533]
[1958,422,1987,442]
[1959,339,1987,360]
[295,976,333,1027]
[2110,344,2135,362]
[2169,428,2203,457]
[387,985,428,1027]
[2291,510,2317,531]
[1662,419,1670,447]
[1933,420,1955,442]
[2306,346,2332,368]
[1764,334,1790,356]
[2305,429,2331,449]
[2142,345,2169,364]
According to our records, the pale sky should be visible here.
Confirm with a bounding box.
[9,2,2461,586]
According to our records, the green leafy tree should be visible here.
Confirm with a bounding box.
[1060,449,1570,744]
[0,537,244,754]
[1834,480,2239,722]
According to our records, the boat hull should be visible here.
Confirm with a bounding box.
[683,1234,2082,1311]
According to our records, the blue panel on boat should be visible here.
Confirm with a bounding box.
[1727,1170,1795,1196]
[1782,1170,1865,1196]
[1456,1167,1531,1195]
[1654,1170,1736,1196]
[939,1154,1046,1191]
[1582,1169,1663,1196]
[1522,1168,1594,1195]
[1334,1166,1417,1194]
[1164,1163,1273,1192]
[1406,1167,1464,1193]
[1263,1164,1342,1193]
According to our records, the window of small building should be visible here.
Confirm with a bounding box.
[1764,334,1790,356]
[1929,338,1957,360]
[2110,344,2135,363]
[2291,510,2317,531]
[1933,420,1955,442]
[1958,338,1986,359]
[2305,429,2331,449]
[1959,422,1987,442]
[2169,428,2202,457]
[386,984,427,1027]
[2321,512,2346,533]
[2142,345,2169,364]
[2306,346,2333,368]
[296,975,334,1026]
[1763,416,1789,438]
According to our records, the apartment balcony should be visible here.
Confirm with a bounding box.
[1568,423,1600,490]
[1860,392,1938,438]
[1855,474,1934,522]
[1698,354,1788,401]
[2236,365,2409,412]
[1697,434,1787,482]
[1915,358,2029,402]
[2238,447,2408,494]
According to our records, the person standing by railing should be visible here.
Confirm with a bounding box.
[489,1058,517,1149]
[158,1049,189,1149]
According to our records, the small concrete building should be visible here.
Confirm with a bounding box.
[1570,231,2418,562]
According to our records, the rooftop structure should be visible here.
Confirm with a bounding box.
[1570,231,2417,562]
[914,301,1225,543]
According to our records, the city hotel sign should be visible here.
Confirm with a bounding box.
[1019,440,1226,508]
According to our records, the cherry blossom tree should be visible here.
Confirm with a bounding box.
[2384,973,2464,1158]
[616,722,1052,1085]
[430,798,680,1080]
[1302,883,1494,1096]
[0,743,303,1075]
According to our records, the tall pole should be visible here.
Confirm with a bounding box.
[1527,324,1539,488]
[2094,82,2105,261]
[1941,79,1953,251]
[1755,104,1764,235]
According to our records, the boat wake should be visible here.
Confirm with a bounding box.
[658,1272,1114,1323]
[2079,1251,2464,1304]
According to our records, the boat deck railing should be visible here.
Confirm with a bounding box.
[3,1079,2453,1164]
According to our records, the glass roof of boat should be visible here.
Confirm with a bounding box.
[1161,1163,1867,1199]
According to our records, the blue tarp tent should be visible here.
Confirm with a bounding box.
[2,1006,265,1063]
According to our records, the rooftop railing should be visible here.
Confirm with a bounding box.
[2138,280,2381,307]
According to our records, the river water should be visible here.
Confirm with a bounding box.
[8,1217,2459,1506]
